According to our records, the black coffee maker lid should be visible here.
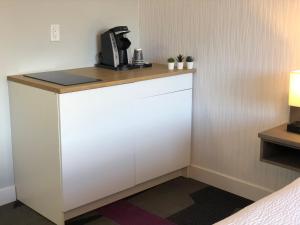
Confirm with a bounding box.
[109,26,130,35]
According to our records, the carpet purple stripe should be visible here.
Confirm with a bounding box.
[98,200,176,225]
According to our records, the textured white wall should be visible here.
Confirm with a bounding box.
[0,0,139,190]
[2,0,300,201]
[139,0,299,191]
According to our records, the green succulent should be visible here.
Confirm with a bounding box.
[168,57,175,63]
[186,56,194,62]
[176,54,184,62]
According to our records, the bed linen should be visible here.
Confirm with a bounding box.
[215,177,300,225]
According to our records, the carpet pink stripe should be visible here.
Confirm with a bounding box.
[98,200,176,225]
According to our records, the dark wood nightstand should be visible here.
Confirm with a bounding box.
[258,124,300,172]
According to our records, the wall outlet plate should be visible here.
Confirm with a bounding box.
[50,24,60,42]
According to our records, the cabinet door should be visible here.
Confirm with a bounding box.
[59,87,135,211]
[135,89,192,184]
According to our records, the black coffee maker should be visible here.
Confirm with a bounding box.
[97,26,151,70]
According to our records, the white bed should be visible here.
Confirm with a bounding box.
[215,177,300,225]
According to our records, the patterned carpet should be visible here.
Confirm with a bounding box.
[0,177,253,225]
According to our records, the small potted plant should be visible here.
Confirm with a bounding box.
[167,57,175,70]
[186,56,194,69]
[176,54,184,69]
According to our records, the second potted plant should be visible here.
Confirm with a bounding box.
[176,54,184,69]
[186,56,194,69]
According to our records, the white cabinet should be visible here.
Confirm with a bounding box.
[59,74,193,210]
[9,72,193,224]
[135,89,192,184]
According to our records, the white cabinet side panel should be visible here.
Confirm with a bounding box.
[59,89,136,211]
[135,89,192,184]
[8,82,63,225]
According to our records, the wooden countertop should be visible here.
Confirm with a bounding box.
[7,64,196,94]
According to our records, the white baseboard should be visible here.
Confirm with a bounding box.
[0,185,16,206]
[189,164,274,201]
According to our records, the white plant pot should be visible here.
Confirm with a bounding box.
[187,62,194,69]
[177,62,184,70]
[168,62,175,70]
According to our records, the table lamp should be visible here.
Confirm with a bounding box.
[287,70,300,133]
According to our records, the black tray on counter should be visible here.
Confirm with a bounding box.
[95,63,152,71]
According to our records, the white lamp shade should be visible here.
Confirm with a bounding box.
[289,70,300,107]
